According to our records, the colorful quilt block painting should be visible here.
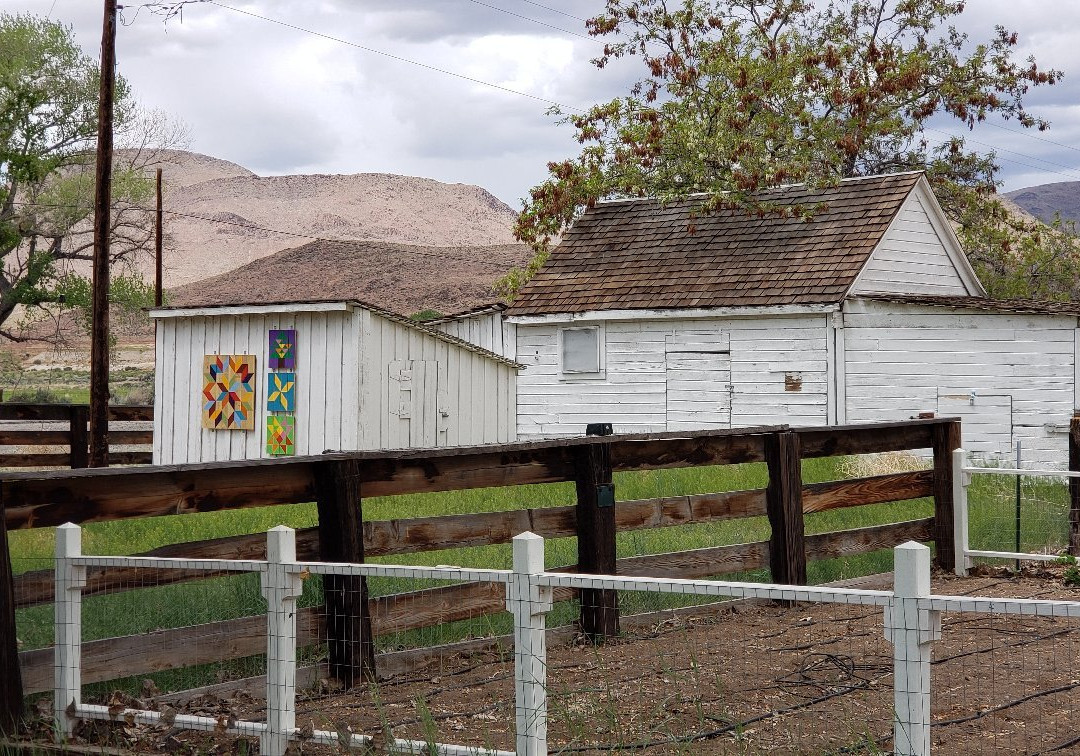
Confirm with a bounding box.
[202,354,256,430]
[266,415,295,456]
[267,372,296,412]
[269,329,297,370]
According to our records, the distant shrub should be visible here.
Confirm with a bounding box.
[410,309,444,322]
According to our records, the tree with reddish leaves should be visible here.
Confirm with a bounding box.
[503,0,1073,300]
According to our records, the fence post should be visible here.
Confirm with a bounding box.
[0,492,23,734]
[261,526,304,756]
[765,430,807,585]
[314,459,375,687]
[508,532,552,756]
[931,420,961,572]
[951,449,970,577]
[575,423,618,640]
[69,406,89,470]
[886,541,939,756]
[54,523,87,739]
[1069,417,1080,556]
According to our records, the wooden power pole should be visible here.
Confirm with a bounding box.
[155,168,163,307]
[89,0,117,468]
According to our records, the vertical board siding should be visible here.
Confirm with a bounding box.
[516,316,829,438]
[851,194,969,297]
[432,312,517,360]
[843,300,1077,466]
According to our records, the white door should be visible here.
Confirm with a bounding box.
[388,360,439,448]
[666,350,732,430]
[938,390,1013,461]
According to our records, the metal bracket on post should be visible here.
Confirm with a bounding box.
[596,484,615,508]
[261,526,304,756]
[885,542,940,756]
[507,532,552,756]
[54,523,87,740]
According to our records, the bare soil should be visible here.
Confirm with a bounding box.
[32,570,1080,755]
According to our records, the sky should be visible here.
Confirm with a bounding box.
[9,0,1080,208]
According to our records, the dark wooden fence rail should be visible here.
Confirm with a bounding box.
[0,403,153,469]
[0,418,959,718]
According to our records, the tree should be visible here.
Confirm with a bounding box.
[0,13,183,342]
[503,0,1074,299]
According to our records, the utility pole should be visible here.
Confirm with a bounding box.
[89,0,117,468]
[155,168,163,307]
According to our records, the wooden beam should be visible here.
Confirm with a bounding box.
[575,424,618,640]
[804,518,935,562]
[797,420,939,458]
[610,432,770,470]
[931,420,962,571]
[765,431,806,585]
[1070,417,1080,557]
[0,404,152,422]
[0,430,71,445]
[315,460,375,687]
[0,454,73,468]
[70,406,89,470]
[802,470,934,513]
[0,489,22,731]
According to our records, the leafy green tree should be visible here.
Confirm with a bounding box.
[503,0,1074,299]
[0,13,181,340]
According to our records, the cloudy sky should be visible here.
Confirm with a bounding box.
[11,0,1080,207]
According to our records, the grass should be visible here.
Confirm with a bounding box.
[9,453,1069,696]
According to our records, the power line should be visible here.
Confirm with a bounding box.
[8,200,520,270]
[925,128,1080,183]
[206,1,583,113]
[518,0,590,24]
[466,0,593,41]
[983,121,1080,156]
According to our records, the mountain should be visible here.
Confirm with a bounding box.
[133,150,522,288]
[168,239,531,316]
[1005,181,1080,226]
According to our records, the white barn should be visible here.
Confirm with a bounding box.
[150,300,520,464]
[434,172,1080,466]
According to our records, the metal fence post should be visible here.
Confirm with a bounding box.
[886,541,940,756]
[951,449,971,577]
[54,523,87,739]
[508,532,552,756]
[261,526,304,756]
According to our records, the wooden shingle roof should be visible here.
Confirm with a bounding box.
[508,172,923,316]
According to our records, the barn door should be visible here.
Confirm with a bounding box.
[665,350,732,430]
[937,390,1013,461]
[388,360,439,448]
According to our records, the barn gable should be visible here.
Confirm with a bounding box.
[849,179,984,298]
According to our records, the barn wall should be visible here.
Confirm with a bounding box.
[152,310,360,464]
[515,315,830,438]
[431,311,517,361]
[842,299,1079,466]
[851,192,970,297]
[360,311,517,449]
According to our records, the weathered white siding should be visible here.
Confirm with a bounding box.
[432,311,517,361]
[153,305,518,464]
[153,309,361,464]
[851,192,971,297]
[842,299,1078,466]
[515,316,829,437]
[359,310,517,449]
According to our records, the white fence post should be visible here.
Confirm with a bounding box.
[507,532,552,756]
[951,448,971,577]
[261,526,304,756]
[54,522,87,739]
[886,541,940,756]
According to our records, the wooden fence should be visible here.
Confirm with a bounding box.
[0,417,961,729]
[0,403,154,469]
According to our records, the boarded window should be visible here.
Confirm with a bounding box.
[562,327,600,373]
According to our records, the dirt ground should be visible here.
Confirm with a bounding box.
[36,568,1080,755]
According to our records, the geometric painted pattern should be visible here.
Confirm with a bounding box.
[202,354,256,430]
[269,329,297,370]
[266,414,295,456]
[267,371,296,413]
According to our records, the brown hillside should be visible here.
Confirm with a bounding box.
[167,239,531,316]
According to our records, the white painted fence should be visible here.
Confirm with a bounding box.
[51,523,1080,755]
[951,448,1077,575]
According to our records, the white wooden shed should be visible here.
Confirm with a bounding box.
[150,300,520,464]
[436,172,1080,467]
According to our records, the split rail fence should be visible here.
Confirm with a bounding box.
[0,418,974,729]
[49,524,1080,756]
[0,403,153,469]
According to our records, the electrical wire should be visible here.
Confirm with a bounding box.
[465,0,594,41]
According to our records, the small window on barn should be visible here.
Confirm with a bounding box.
[561,326,602,375]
